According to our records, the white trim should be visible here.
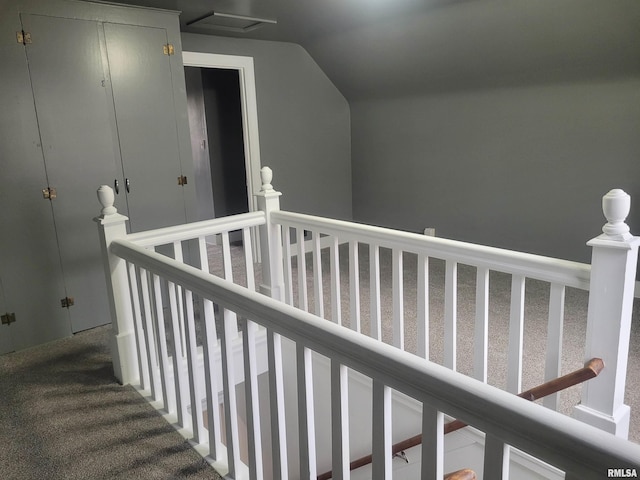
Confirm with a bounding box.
[181,51,262,214]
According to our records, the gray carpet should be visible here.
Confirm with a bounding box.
[0,325,221,480]
[1,241,638,480]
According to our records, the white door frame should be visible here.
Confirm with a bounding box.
[182,51,262,214]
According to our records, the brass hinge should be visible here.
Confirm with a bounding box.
[60,297,75,308]
[163,43,175,55]
[42,187,57,200]
[1,312,16,325]
[177,175,188,186]
[17,30,32,45]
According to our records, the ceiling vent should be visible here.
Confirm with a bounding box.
[186,11,277,33]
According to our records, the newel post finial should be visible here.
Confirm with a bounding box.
[260,166,274,193]
[97,185,117,216]
[601,189,631,239]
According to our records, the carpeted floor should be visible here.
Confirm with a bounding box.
[0,325,222,480]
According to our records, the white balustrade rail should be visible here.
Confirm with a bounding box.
[96,167,640,479]
[270,189,639,437]
[272,211,590,398]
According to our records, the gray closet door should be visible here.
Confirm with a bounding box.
[0,13,71,352]
[104,23,187,232]
[22,14,120,333]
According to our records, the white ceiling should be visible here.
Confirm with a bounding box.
[105,0,640,100]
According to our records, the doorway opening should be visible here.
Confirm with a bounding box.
[185,66,248,223]
[182,52,262,226]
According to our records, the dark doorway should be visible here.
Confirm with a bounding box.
[184,67,249,222]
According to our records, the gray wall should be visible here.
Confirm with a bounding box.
[181,33,352,220]
[351,78,640,263]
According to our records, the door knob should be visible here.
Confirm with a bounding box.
[125,178,130,193]
[114,179,119,194]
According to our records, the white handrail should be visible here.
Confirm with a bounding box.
[126,211,266,247]
[272,210,591,289]
[110,238,640,477]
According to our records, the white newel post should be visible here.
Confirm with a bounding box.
[255,167,285,301]
[95,185,138,385]
[574,189,640,438]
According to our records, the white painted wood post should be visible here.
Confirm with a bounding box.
[255,167,285,301]
[95,185,138,385]
[574,189,640,438]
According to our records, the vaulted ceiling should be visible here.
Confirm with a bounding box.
[104,0,640,100]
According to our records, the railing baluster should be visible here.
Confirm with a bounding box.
[331,360,349,480]
[370,244,382,341]
[543,283,565,410]
[421,404,444,480]
[444,260,458,370]
[220,306,241,478]
[168,280,189,427]
[202,295,223,461]
[127,262,149,391]
[221,232,239,342]
[417,253,429,359]
[312,231,324,318]
[296,228,309,312]
[349,240,361,333]
[474,267,490,382]
[197,236,210,274]
[240,318,264,480]
[139,268,161,401]
[507,275,526,394]
[371,380,392,479]
[297,344,317,479]
[184,289,205,444]
[267,329,288,479]
[221,232,233,282]
[197,236,223,458]
[392,248,404,350]
[152,274,174,414]
[282,227,294,305]
[483,434,510,479]
[243,227,256,291]
[330,236,341,325]
[311,232,324,318]
[172,241,187,358]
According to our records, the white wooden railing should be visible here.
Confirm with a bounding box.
[270,186,638,437]
[96,167,640,479]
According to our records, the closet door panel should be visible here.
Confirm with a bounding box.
[0,13,71,353]
[23,14,120,333]
[104,23,187,232]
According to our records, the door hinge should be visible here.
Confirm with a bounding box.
[163,43,175,55]
[17,30,32,45]
[42,187,57,200]
[178,175,188,186]
[1,312,16,325]
[60,297,75,308]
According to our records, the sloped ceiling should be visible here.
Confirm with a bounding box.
[103,0,640,100]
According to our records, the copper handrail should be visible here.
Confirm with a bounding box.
[444,469,477,480]
[317,358,603,480]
